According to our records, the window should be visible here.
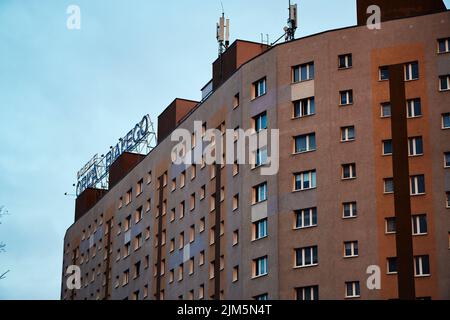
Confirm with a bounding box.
[438,38,450,53]
[147,171,152,184]
[414,255,430,277]
[124,215,131,231]
[293,97,315,118]
[253,182,267,203]
[445,152,450,168]
[133,261,141,279]
[294,170,317,191]
[295,207,317,229]
[136,179,143,196]
[385,217,396,234]
[339,90,353,105]
[439,75,450,91]
[382,140,392,155]
[253,111,267,132]
[134,207,143,223]
[232,194,239,211]
[169,208,175,222]
[295,246,318,267]
[345,281,360,298]
[190,193,195,211]
[175,231,184,250]
[199,251,205,266]
[296,286,319,300]
[294,133,316,153]
[343,202,357,218]
[384,178,394,194]
[342,163,356,180]
[253,77,267,98]
[233,161,239,176]
[253,219,268,240]
[255,147,268,167]
[180,201,185,219]
[134,234,142,251]
[447,192,450,208]
[253,256,268,277]
[178,264,184,281]
[209,227,215,245]
[293,62,314,82]
[125,189,132,205]
[408,137,423,156]
[254,293,269,301]
[410,175,425,195]
[344,241,359,258]
[189,225,195,243]
[180,171,186,188]
[407,98,422,118]
[341,126,355,142]
[232,230,239,246]
[381,102,391,118]
[412,214,427,235]
[169,238,175,252]
[143,285,148,299]
[170,178,176,192]
[200,185,206,200]
[443,113,450,128]
[199,285,205,300]
[379,66,389,80]
[338,54,352,69]
[232,266,239,282]
[118,197,123,209]
[387,257,398,274]
[405,62,419,81]
[191,165,196,180]
[122,269,129,286]
[233,93,240,109]
[199,217,205,233]
[189,258,194,275]
[161,230,166,246]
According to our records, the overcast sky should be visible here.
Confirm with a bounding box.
[0,0,448,300]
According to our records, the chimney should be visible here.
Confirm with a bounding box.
[212,40,270,90]
[157,98,199,144]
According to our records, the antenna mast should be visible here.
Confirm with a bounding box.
[216,4,230,56]
[284,0,298,41]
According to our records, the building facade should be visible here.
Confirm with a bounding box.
[61,1,450,300]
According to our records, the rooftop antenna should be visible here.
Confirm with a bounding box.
[216,2,230,56]
[284,0,298,41]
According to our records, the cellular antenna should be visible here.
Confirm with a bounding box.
[216,3,230,56]
[284,0,298,41]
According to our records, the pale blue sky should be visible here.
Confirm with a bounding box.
[0,0,447,300]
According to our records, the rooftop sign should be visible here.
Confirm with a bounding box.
[76,114,155,196]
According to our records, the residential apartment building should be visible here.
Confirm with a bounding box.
[61,0,450,300]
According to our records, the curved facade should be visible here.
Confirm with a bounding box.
[62,10,450,300]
